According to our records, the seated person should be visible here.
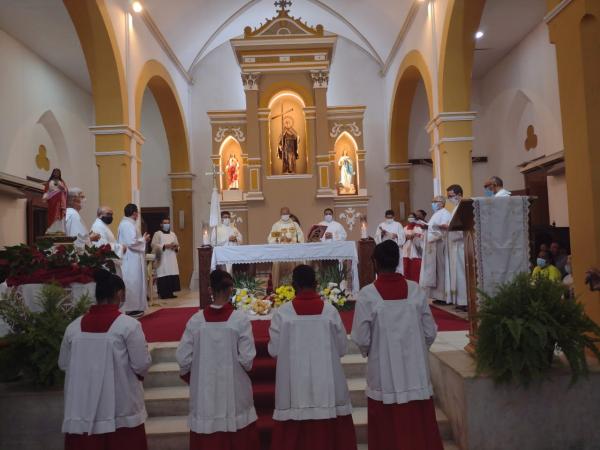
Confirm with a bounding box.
[531,250,562,282]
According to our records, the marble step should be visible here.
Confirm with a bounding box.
[144,378,370,417]
[148,337,362,363]
[145,406,454,449]
[144,354,367,389]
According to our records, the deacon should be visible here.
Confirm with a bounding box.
[91,206,127,273]
[118,204,150,318]
[318,207,347,241]
[211,211,243,246]
[268,206,305,244]
[420,196,452,304]
[65,188,100,247]
[176,269,259,450]
[151,217,181,300]
[375,209,406,247]
[351,240,442,450]
[59,269,152,450]
[484,176,511,197]
[446,185,468,311]
[268,265,357,450]
[402,212,424,283]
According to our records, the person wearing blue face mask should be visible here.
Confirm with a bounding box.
[531,250,562,282]
[151,217,181,299]
[420,196,452,305]
[483,176,511,197]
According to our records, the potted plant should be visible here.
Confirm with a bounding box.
[475,273,600,386]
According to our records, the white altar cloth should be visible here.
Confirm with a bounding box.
[210,241,360,294]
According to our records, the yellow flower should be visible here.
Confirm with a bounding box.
[323,288,331,295]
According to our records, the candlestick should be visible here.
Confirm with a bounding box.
[361,222,368,239]
[203,229,210,246]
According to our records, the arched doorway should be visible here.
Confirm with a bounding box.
[135,60,194,287]
[388,50,434,219]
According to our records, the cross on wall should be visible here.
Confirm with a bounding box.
[275,0,292,12]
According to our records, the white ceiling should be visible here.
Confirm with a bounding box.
[0,0,547,93]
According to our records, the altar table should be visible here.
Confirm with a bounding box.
[210,241,360,294]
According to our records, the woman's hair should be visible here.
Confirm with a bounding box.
[373,240,400,271]
[48,168,62,181]
[292,264,317,290]
[94,269,125,303]
[210,269,234,294]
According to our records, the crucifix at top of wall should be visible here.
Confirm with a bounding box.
[275,0,292,12]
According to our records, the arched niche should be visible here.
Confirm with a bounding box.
[334,132,358,195]
[268,91,307,175]
[219,136,244,191]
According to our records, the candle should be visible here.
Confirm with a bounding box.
[361,222,368,239]
[203,229,209,246]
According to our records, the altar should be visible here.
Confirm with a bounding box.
[211,241,360,294]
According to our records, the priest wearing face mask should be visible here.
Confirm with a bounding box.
[91,206,127,275]
[151,218,181,300]
[318,208,347,241]
[420,196,452,305]
[211,211,243,247]
[445,185,468,312]
[375,210,406,247]
[268,207,305,244]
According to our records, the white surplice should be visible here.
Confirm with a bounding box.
[402,225,424,259]
[211,224,243,247]
[267,219,305,244]
[351,282,437,404]
[448,231,467,306]
[318,220,347,242]
[117,217,147,312]
[151,231,180,278]
[374,220,406,247]
[419,208,452,303]
[176,308,257,433]
[495,188,511,197]
[58,314,152,434]
[90,218,125,259]
[268,301,352,421]
[65,208,89,247]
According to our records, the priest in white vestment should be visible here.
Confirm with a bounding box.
[59,269,152,450]
[91,206,126,275]
[351,240,443,450]
[176,269,259,450]
[420,196,452,304]
[65,188,100,247]
[117,203,150,317]
[484,176,511,197]
[211,211,243,246]
[375,209,406,273]
[318,208,347,241]
[268,265,357,450]
[446,185,468,311]
[268,206,305,286]
[151,218,181,300]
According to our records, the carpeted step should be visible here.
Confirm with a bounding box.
[248,357,277,381]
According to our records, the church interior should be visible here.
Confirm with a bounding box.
[0,0,599,449]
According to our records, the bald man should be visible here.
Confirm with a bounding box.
[91,206,127,273]
[65,188,99,247]
[268,206,305,286]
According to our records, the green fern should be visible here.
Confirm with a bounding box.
[475,273,600,387]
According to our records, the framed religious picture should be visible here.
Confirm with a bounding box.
[307,224,328,242]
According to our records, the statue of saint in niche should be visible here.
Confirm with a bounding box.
[225,154,240,189]
[276,116,299,174]
[43,168,68,234]
[338,149,356,195]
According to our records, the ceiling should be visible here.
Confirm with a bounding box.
[0,0,547,93]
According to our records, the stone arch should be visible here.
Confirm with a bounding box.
[36,110,72,175]
[388,49,434,216]
[135,59,194,287]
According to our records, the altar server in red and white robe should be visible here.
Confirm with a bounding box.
[352,240,443,450]
[268,264,357,450]
[402,212,424,283]
[59,269,152,450]
[176,269,259,450]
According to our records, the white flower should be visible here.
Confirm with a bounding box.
[328,282,337,289]
[339,280,348,292]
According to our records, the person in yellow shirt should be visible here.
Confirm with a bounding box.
[531,250,562,282]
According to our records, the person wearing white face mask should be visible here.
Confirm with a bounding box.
[445,184,468,311]
[375,210,406,246]
[268,206,305,244]
[402,213,424,282]
[420,196,452,305]
[212,211,243,247]
[318,208,347,242]
[151,217,181,299]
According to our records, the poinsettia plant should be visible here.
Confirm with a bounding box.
[0,241,117,287]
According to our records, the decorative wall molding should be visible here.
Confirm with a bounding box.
[310,69,329,88]
[89,124,146,145]
[381,0,422,76]
[168,172,196,179]
[329,122,362,138]
[385,163,412,171]
[241,72,260,91]
[339,207,362,231]
[215,127,246,143]
[426,111,478,133]
[544,0,573,23]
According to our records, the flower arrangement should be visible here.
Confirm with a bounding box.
[268,285,295,308]
[320,280,353,311]
[230,288,272,316]
[0,241,117,287]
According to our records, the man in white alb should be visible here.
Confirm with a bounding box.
[420,196,452,304]
[117,203,150,318]
[65,188,99,247]
[91,206,126,274]
[484,176,511,197]
[318,208,347,241]
[446,185,468,312]
[151,217,181,300]
[211,211,243,246]
[375,209,406,273]
[268,207,304,286]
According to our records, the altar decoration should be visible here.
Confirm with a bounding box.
[231,288,273,316]
[0,241,116,287]
[268,285,295,308]
[320,281,352,311]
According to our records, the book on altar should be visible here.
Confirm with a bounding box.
[307,225,328,242]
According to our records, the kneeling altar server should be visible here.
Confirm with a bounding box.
[176,269,259,450]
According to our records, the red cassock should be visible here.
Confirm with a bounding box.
[403,257,422,283]
[354,273,444,450]
[269,293,357,450]
[183,303,260,450]
[64,305,148,450]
